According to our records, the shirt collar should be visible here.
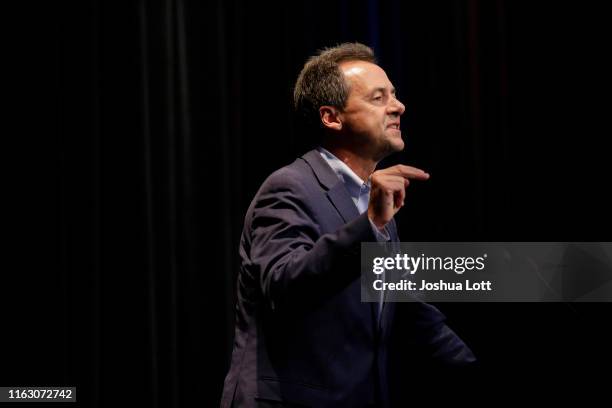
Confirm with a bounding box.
[317,147,370,198]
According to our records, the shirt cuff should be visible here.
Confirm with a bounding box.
[368,218,391,242]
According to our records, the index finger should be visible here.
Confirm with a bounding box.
[383,164,430,180]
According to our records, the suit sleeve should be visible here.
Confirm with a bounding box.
[248,176,374,311]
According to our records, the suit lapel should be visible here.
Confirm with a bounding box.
[300,149,360,223]
[326,183,360,223]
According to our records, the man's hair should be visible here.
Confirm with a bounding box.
[293,42,377,132]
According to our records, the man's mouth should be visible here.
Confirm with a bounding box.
[387,123,400,130]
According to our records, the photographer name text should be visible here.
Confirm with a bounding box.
[373,279,492,291]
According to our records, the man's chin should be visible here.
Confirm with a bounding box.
[388,138,405,153]
[384,131,405,151]
[375,139,404,161]
[394,139,405,151]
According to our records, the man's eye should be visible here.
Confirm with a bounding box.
[373,96,383,101]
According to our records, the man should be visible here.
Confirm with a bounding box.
[221,43,474,408]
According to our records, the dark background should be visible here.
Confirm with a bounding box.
[7,0,612,406]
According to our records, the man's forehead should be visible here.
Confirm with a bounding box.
[339,61,392,92]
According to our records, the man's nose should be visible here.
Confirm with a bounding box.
[389,96,405,116]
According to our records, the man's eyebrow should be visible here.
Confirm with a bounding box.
[369,86,396,95]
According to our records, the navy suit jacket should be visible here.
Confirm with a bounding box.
[221,150,475,408]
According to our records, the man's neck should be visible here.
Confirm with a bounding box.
[321,144,377,182]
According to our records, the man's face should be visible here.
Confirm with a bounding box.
[339,61,406,160]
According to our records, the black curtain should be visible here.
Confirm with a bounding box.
[12,0,608,405]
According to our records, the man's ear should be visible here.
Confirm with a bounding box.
[319,106,343,131]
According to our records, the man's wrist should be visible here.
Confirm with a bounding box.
[369,217,386,231]
[368,217,390,242]
[367,209,386,230]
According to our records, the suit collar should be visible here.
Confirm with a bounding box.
[300,149,341,191]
